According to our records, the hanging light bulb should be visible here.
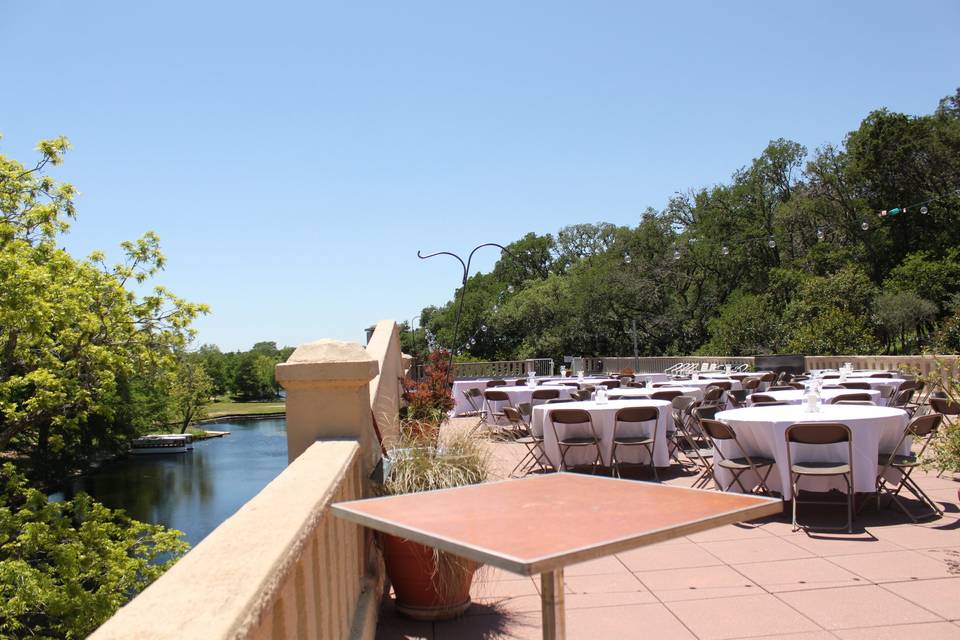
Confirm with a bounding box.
[673,250,681,260]
[480,324,488,332]
[623,253,632,264]
[816,228,825,241]
[507,285,514,293]
[861,221,870,231]
[921,206,929,214]
[469,337,476,346]
[767,238,776,249]
[721,245,729,256]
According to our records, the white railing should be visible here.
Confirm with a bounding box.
[573,356,756,374]
[413,358,554,380]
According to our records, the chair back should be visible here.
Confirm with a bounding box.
[767,385,793,391]
[549,408,592,424]
[699,418,735,441]
[465,387,482,398]
[531,389,560,400]
[604,380,621,389]
[559,382,581,388]
[743,378,762,390]
[929,396,960,415]
[486,379,507,388]
[834,400,875,405]
[840,382,871,390]
[692,405,720,421]
[672,395,696,412]
[869,372,893,378]
[703,386,724,402]
[502,406,526,427]
[786,422,850,445]
[892,388,913,407]
[830,393,872,404]
[752,401,790,406]
[750,393,777,404]
[571,389,592,401]
[908,412,942,437]
[614,406,659,424]
[709,380,732,390]
[760,373,776,382]
[788,382,806,390]
[484,390,509,402]
[515,379,529,385]
[545,398,573,404]
[651,389,683,401]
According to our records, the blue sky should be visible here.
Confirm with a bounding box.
[2,1,957,351]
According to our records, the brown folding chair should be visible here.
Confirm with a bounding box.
[651,389,683,401]
[604,380,621,389]
[547,408,602,473]
[531,388,560,407]
[514,378,530,385]
[767,385,793,392]
[700,419,774,494]
[785,422,854,533]
[611,406,659,481]
[875,413,943,521]
[788,382,806,390]
[504,406,550,477]
[742,378,762,391]
[702,386,725,407]
[501,405,528,439]
[709,380,733,391]
[750,393,777,404]
[486,379,507,388]
[460,387,486,419]
[545,398,574,404]
[869,372,893,378]
[570,389,592,401]
[840,382,871,390]
[483,389,513,425]
[830,393,872,404]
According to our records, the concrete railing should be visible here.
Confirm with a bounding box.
[92,338,388,640]
[804,355,959,385]
[365,320,404,446]
[449,358,554,379]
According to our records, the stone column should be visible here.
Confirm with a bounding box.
[276,339,380,469]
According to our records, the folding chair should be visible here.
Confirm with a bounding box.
[785,422,854,533]
[651,389,683,401]
[830,393,872,404]
[767,385,794,392]
[700,419,774,494]
[611,406,659,481]
[840,382,871,390]
[875,413,943,521]
[547,408,603,474]
[504,406,550,477]
[869,372,893,378]
[483,389,513,426]
[485,379,507,388]
[749,393,778,404]
[459,387,486,419]
[875,384,895,407]
[530,388,560,408]
[570,389,592,401]
[668,395,698,466]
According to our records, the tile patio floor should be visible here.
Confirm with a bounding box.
[376,418,960,639]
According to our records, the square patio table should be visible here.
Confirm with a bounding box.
[331,473,781,639]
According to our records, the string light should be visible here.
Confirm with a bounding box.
[721,245,729,256]
[921,206,929,214]
[673,250,681,260]
[861,221,870,231]
[623,253,632,264]
[817,228,825,241]
[767,237,776,248]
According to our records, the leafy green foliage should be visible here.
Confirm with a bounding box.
[419,89,960,359]
[0,463,188,638]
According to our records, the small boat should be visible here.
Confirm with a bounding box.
[130,434,193,454]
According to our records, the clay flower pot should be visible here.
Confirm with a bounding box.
[381,533,478,621]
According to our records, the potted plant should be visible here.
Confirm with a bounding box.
[380,349,490,620]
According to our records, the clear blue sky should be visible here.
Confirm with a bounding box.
[2,2,957,351]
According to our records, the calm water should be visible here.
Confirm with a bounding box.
[58,418,288,547]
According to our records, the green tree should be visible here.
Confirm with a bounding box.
[0,463,188,639]
[786,308,880,355]
[0,137,207,477]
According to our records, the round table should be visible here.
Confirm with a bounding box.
[660,378,743,391]
[714,405,910,499]
[817,377,906,391]
[748,388,882,406]
[610,386,705,402]
[485,385,574,411]
[532,399,674,469]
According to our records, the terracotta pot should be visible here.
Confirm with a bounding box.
[381,533,477,620]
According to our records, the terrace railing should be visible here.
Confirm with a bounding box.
[572,356,756,374]
[412,358,555,380]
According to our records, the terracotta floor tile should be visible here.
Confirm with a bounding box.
[883,577,960,620]
[867,521,960,549]
[617,541,724,572]
[916,546,960,573]
[563,589,659,609]
[828,549,957,583]
[777,584,941,630]
[562,555,632,576]
[735,557,865,592]
[435,610,541,640]
[635,564,760,602]
[782,532,904,557]
[563,571,647,594]
[472,577,539,599]
[564,602,696,639]
[666,593,820,639]
[739,633,838,640]
[375,605,434,640]
[834,621,960,639]
[468,594,542,616]
[698,536,812,565]
[687,522,776,543]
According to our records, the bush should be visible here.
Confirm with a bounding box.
[402,349,455,423]
[0,464,188,638]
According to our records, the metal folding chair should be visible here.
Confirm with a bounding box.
[611,406,659,481]
[839,382,871,390]
[700,419,774,494]
[504,406,550,477]
[460,387,486,419]
[785,422,854,533]
[830,393,872,404]
[875,413,943,521]
[547,408,603,474]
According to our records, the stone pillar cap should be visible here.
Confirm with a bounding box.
[276,339,379,384]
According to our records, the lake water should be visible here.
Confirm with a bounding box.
[58,417,288,547]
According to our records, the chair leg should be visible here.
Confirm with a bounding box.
[791,473,800,532]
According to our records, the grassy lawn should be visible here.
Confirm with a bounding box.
[204,397,286,419]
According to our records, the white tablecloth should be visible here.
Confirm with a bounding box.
[610,386,705,402]
[452,378,551,415]
[484,385,574,412]
[714,405,910,499]
[748,389,882,406]
[818,377,905,392]
[532,399,673,469]
[660,378,743,391]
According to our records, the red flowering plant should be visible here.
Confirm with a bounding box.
[401,349,455,440]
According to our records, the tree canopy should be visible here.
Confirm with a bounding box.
[410,90,960,361]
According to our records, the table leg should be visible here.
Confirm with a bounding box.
[540,568,565,640]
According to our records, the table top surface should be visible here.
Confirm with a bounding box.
[531,398,674,414]
[331,474,781,576]
[717,404,907,424]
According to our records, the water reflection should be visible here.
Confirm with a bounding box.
[60,418,287,547]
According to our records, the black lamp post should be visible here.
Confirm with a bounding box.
[417,243,518,373]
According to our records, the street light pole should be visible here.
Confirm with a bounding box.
[417,243,518,374]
